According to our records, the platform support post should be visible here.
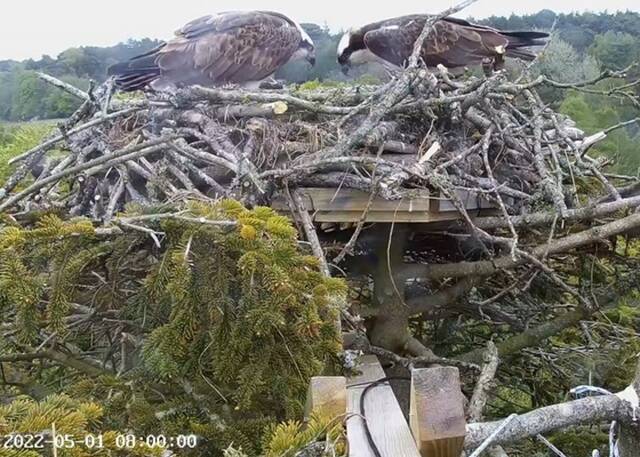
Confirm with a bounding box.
[304,376,347,420]
[409,367,466,457]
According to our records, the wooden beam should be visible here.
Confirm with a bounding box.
[304,376,347,420]
[347,355,421,457]
[409,367,466,457]
[313,210,464,223]
[271,187,501,223]
[305,187,432,212]
[434,189,495,212]
[272,188,432,212]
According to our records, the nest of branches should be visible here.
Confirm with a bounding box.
[2,64,635,225]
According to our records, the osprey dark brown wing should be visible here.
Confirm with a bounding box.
[339,14,549,72]
[363,17,515,68]
[157,14,302,85]
[109,11,310,91]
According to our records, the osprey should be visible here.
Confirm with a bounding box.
[337,15,549,74]
[109,11,316,91]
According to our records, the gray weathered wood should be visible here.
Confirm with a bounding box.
[435,189,496,212]
[410,367,466,457]
[618,367,640,457]
[272,188,501,223]
[312,210,478,224]
[307,188,432,212]
[347,355,421,457]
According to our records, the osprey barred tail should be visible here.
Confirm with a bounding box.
[337,15,549,73]
[108,11,316,91]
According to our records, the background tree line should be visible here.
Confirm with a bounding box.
[0,38,162,121]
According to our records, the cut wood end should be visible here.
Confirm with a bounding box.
[304,376,347,420]
[410,366,466,457]
[271,101,289,115]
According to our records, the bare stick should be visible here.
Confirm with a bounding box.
[408,0,479,67]
[178,86,351,115]
[36,72,90,101]
[0,138,172,212]
[468,414,519,457]
[290,190,330,277]
[468,341,500,422]
[536,434,568,457]
[7,106,145,165]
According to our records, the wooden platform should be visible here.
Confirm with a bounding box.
[346,355,421,457]
[304,355,467,457]
[273,188,500,223]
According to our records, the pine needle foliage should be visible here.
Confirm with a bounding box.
[138,200,346,417]
[0,214,98,342]
[0,394,162,457]
[262,413,346,457]
[0,200,346,456]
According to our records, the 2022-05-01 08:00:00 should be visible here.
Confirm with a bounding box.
[2,431,199,450]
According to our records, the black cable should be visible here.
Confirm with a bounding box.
[357,376,411,457]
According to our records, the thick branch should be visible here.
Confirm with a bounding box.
[471,194,640,231]
[459,284,630,363]
[404,211,640,281]
[406,276,477,315]
[465,395,635,450]
[468,342,500,422]
[178,86,351,115]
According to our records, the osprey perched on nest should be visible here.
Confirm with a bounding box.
[337,15,549,74]
[109,11,316,91]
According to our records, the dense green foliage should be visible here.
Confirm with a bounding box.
[560,92,640,174]
[0,395,164,457]
[0,202,346,456]
[479,9,640,52]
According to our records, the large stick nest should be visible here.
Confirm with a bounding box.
[0,64,635,232]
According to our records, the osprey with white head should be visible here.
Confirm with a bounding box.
[337,14,549,75]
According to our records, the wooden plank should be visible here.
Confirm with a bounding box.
[304,376,347,420]
[305,188,433,212]
[409,367,466,457]
[271,187,502,223]
[313,211,458,223]
[347,355,421,457]
[313,210,500,223]
[272,188,499,214]
[436,189,495,212]
[271,192,314,211]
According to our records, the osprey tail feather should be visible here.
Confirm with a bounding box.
[501,30,550,61]
[108,48,163,92]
